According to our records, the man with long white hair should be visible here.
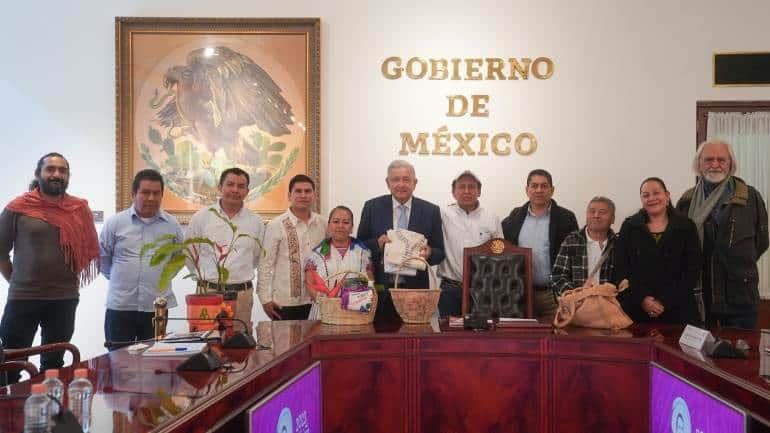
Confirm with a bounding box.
[676,139,768,329]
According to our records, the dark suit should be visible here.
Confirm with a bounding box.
[357,194,445,320]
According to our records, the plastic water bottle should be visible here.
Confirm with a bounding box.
[42,369,64,419]
[23,383,49,433]
[67,368,93,432]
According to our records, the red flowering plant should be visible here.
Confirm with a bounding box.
[141,208,263,295]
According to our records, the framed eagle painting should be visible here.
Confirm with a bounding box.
[115,17,320,222]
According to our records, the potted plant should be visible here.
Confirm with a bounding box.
[141,208,262,331]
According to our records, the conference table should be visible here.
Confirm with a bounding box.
[1,320,769,433]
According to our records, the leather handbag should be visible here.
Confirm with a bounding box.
[553,280,633,329]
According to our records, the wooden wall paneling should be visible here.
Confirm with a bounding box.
[415,335,546,433]
[321,356,407,433]
[550,357,649,433]
[315,337,408,433]
[418,354,543,433]
[548,337,653,433]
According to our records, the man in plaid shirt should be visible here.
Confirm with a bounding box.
[551,197,617,294]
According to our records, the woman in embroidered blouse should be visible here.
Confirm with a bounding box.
[304,206,374,299]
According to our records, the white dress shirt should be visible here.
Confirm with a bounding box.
[257,209,326,306]
[585,228,608,285]
[185,201,265,284]
[392,196,413,229]
[437,202,502,282]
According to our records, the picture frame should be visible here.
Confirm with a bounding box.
[115,17,320,223]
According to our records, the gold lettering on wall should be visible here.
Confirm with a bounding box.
[514,132,538,155]
[380,57,554,80]
[508,58,532,80]
[430,58,448,80]
[382,56,402,79]
[531,57,554,80]
[399,132,430,155]
[383,55,553,157]
[406,57,428,79]
[465,58,484,80]
[491,133,512,155]
[398,127,538,157]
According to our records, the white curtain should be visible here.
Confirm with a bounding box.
[707,111,770,299]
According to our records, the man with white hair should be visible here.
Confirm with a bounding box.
[676,139,768,329]
[357,160,445,321]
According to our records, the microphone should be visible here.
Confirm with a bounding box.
[152,296,256,348]
[106,316,259,350]
[157,316,258,349]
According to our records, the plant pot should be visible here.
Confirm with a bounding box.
[185,294,224,332]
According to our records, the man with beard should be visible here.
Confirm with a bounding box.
[100,169,184,349]
[0,153,100,384]
[676,139,769,328]
[187,167,265,331]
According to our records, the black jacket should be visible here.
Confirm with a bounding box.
[676,177,769,312]
[613,208,702,324]
[501,199,578,265]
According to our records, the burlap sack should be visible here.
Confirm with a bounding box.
[553,280,632,329]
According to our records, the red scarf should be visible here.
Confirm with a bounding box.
[6,189,99,287]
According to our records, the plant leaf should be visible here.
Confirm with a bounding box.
[158,253,187,291]
[162,138,175,156]
[141,233,177,258]
[208,208,238,233]
[269,141,286,151]
[139,233,176,258]
[218,266,229,285]
[184,237,216,248]
[149,243,187,267]
[140,242,157,259]
[148,127,163,145]
[233,233,264,253]
[267,154,283,167]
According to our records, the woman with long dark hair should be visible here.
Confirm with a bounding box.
[613,177,702,324]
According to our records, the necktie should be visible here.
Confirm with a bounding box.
[397,204,408,229]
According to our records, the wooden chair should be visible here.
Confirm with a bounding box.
[0,360,39,378]
[462,238,534,318]
[0,342,81,383]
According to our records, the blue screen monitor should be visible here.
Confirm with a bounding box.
[650,362,746,433]
[248,362,322,433]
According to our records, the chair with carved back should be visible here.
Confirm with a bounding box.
[461,238,534,318]
[0,342,81,385]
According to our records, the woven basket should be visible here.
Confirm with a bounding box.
[389,257,440,323]
[318,271,377,325]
